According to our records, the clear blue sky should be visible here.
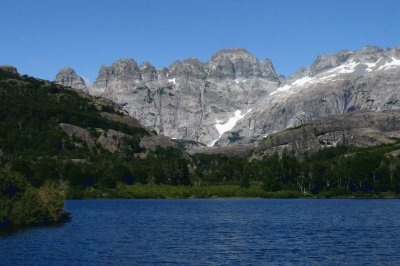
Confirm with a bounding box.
[1,0,399,83]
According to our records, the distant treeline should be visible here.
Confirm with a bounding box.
[1,68,400,229]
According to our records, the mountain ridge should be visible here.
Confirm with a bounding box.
[55,45,400,148]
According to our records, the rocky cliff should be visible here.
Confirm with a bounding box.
[55,46,400,148]
[254,110,400,158]
[55,67,87,93]
[56,48,279,145]
[219,46,400,145]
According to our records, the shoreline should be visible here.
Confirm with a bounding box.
[67,184,400,200]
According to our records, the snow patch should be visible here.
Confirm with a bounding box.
[263,131,277,138]
[168,78,176,85]
[364,59,380,72]
[208,109,252,147]
[234,79,248,84]
[377,57,400,71]
[270,76,313,96]
[270,61,359,96]
[329,60,359,75]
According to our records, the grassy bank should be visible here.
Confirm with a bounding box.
[69,184,300,199]
[68,184,400,199]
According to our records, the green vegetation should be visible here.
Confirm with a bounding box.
[1,68,400,230]
[0,70,190,229]
[69,184,300,199]
[0,168,69,229]
[192,143,400,197]
[69,142,400,199]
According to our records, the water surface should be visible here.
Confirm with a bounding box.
[1,199,400,265]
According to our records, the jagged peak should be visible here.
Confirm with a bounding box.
[360,45,384,55]
[211,48,255,60]
[168,58,207,79]
[183,57,205,65]
[289,46,389,78]
[156,67,169,79]
[139,61,157,81]
[55,66,87,92]
[111,58,139,67]
[56,66,80,77]
[139,61,155,68]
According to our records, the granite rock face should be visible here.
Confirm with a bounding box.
[255,110,400,158]
[55,67,87,93]
[55,46,400,149]
[219,46,400,146]
[91,59,142,96]
[81,48,280,145]
[139,61,157,81]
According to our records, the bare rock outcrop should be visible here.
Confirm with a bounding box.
[139,135,176,151]
[255,110,400,158]
[55,67,87,93]
[58,123,94,146]
[0,65,18,75]
[54,46,400,150]
[86,48,279,146]
[220,46,400,146]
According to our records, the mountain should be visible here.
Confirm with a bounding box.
[219,46,400,145]
[55,46,400,149]
[0,67,191,190]
[55,67,88,93]
[255,110,400,159]
[55,48,280,146]
[2,65,400,206]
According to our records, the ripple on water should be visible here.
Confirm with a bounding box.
[1,199,400,265]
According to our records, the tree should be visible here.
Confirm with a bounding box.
[262,167,280,192]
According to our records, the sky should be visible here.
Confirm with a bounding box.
[1,0,399,83]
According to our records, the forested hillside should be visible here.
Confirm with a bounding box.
[0,69,190,229]
[1,67,400,230]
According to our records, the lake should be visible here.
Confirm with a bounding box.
[1,199,400,265]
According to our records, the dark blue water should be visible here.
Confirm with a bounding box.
[1,199,400,265]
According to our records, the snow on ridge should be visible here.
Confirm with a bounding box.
[377,57,400,71]
[329,60,359,75]
[270,76,313,96]
[208,109,252,147]
[364,59,381,72]
[363,57,400,72]
[270,60,359,97]
[168,78,176,84]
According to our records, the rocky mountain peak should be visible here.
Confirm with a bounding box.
[360,45,384,55]
[55,67,87,93]
[309,50,354,76]
[156,67,169,80]
[217,45,400,147]
[207,55,236,80]
[208,48,278,80]
[211,48,253,59]
[91,59,142,95]
[259,59,279,80]
[289,46,397,80]
[110,59,142,80]
[139,61,157,81]
[168,58,206,80]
